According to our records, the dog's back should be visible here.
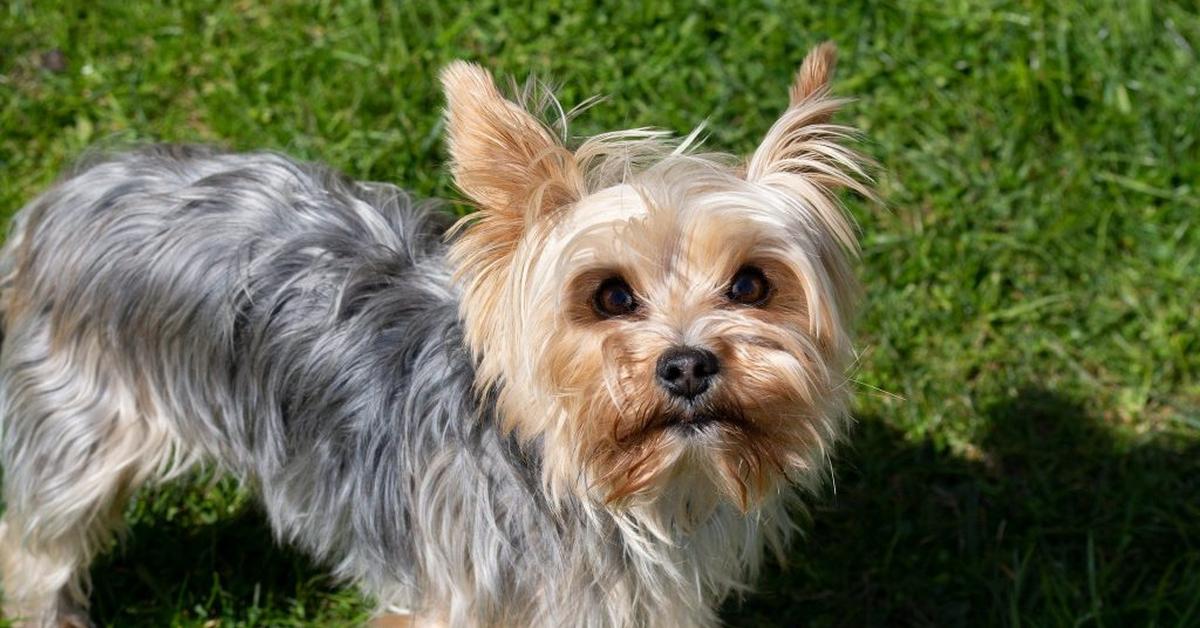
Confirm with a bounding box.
[0,145,496,625]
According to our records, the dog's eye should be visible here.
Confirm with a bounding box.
[594,277,639,318]
[727,266,771,306]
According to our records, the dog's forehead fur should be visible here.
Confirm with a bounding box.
[518,158,843,350]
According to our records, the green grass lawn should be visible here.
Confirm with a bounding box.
[2,1,1198,625]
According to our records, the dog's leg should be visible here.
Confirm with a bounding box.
[0,330,188,627]
[370,613,415,628]
[370,612,449,628]
[0,520,94,628]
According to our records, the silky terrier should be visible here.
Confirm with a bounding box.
[0,42,871,627]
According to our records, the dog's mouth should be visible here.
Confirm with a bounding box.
[639,400,751,439]
[665,412,731,434]
[608,396,754,449]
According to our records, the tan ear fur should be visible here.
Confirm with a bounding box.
[789,40,838,106]
[746,41,871,200]
[440,61,582,218]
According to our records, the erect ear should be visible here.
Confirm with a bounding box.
[788,40,838,107]
[440,61,583,219]
[746,42,870,188]
[745,41,872,245]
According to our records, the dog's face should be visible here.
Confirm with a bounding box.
[442,43,869,513]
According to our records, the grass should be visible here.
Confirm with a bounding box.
[1,0,1198,625]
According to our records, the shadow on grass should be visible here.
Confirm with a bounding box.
[89,501,362,626]
[85,387,1198,626]
[727,387,1200,627]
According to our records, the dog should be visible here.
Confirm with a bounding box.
[0,42,871,627]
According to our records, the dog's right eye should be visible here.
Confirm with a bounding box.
[593,277,639,318]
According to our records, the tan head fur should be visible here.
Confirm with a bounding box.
[441,43,871,518]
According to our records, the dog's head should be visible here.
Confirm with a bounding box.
[442,43,870,514]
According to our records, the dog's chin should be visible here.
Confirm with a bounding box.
[598,407,791,511]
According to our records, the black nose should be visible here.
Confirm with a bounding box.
[655,346,720,400]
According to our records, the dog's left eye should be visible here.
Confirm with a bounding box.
[727,266,771,306]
